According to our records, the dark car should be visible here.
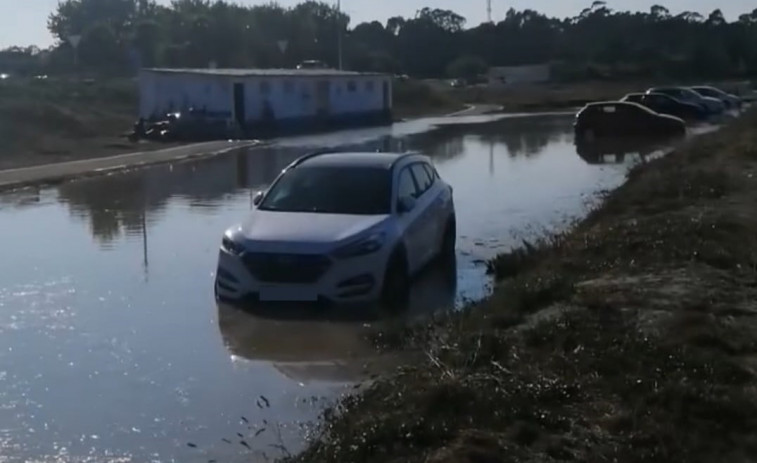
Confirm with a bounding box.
[574,101,686,141]
[690,85,742,110]
[647,87,725,115]
[621,92,708,122]
[296,60,328,70]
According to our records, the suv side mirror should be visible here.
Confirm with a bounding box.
[397,196,416,214]
[252,191,264,206]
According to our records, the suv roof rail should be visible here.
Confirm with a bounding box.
[288,149,340,169]
[389,152,423,169]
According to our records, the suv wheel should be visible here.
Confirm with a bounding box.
[381,248,410,309]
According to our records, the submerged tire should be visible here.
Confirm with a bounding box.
[381,249,410,310]
[439,218,457,263]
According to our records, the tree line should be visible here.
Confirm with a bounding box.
[1,0,757,81]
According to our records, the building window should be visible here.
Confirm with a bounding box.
[365,81,375,92]
[260,80,271,95]
[283,80,295,94]
[347,80,357,92]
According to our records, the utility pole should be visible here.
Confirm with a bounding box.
[487,0,492,23]
[337,0,343,70]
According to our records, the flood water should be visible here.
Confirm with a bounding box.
[0,114,675,462]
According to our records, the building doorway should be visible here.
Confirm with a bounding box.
[382,80,390,111]
[315,80,331,117]
[233,83,246,126]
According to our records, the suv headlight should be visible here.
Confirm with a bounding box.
[221,235,245,256]
[333,232,386,259]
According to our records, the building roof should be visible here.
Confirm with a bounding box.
[142,68,385,78]
[299,152,412,169]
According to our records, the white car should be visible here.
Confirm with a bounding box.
[215,151,456,306]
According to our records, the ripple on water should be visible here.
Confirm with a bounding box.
[0,279,77,333]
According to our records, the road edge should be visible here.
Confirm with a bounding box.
[0,140,265,193]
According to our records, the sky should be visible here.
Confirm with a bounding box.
[2,0,754,49]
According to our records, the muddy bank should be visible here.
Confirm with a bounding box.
[289,110,757,462]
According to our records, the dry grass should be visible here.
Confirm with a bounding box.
[0,77,145,169]
[450,81,651,111]
[393,79,465,118]
[288,110,757,463]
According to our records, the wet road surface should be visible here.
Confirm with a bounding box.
[0,114,685,462]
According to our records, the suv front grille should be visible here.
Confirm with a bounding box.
[242,253,332,284]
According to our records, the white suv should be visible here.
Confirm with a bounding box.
[215,151,456,306]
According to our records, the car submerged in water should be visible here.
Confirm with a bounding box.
[215,151,457,307]
[574,101,686,141]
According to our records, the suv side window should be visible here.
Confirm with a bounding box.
[650,95,665,106]
[410,163,434,197]
[423,163,439,181]
[397,167,418,203]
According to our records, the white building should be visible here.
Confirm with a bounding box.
[138,68,393,130]
[488,64,551,86]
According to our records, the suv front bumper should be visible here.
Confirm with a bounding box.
[215,247,392,305]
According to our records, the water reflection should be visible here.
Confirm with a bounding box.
[574,136,681,165]
[51,116,575,248]
[217,259,457,383]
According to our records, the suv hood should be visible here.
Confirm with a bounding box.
[237,209,390,248]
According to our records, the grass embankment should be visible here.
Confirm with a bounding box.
[290,110,757,462]
[392,79,465,118]
[0,78,142,169]
[450,80,652,112]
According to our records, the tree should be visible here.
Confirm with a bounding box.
[48,0,141,42]
[446,55,488,80]
[78,22,124,71]
[417,8,466,33]
[24,1,757,80]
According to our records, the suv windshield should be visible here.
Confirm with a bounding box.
[259,166,391,215]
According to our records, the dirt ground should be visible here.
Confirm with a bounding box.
[289,110,757,463]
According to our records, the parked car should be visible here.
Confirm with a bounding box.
[215,151,457,306]
[297,60,328,70]
[690,85,742,110]
[646,87,725,115]
[574,101,686,141]
[621,92,708,122]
